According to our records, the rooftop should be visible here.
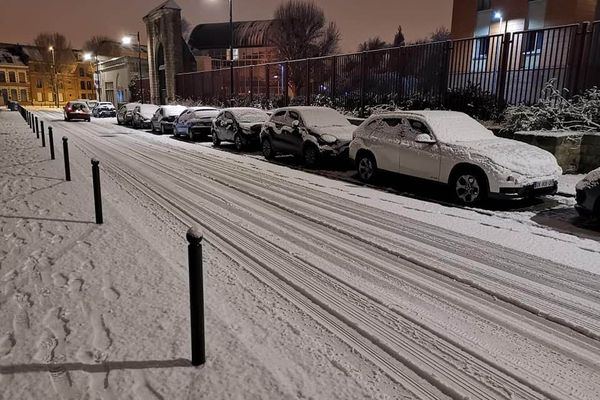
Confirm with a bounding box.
[188,20,276,50]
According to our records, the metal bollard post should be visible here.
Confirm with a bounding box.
[48,127,55,160]
[91,159,103,224]
[62,137,71,182]
[41,121,46,147]
[35,117,39,138]
[186,227,205,366]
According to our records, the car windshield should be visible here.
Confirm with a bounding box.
[163,106,187,116]
[71,103,87,111]
[232,109,268,123]
[424,113,495,142]
[300,108,351,128]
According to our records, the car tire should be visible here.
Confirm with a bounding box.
[212,129,221,147]
[117,118,122,125]
[450,169,487,206]
[234,133,244,152]
[356,152,377,183]
[262,138,274,159]
[303,144,320,168]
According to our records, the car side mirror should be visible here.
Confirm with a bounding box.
[415,133,436,144]
[292,120,300,129]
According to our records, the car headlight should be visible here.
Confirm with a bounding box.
[320,134,337,144]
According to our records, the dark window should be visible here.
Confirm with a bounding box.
[382,118,403,127]
[8,71,16,82]
[3,54,13,63]
[474,37,490,59]
[86,81,92,90]
[287,111,302,126]
[477,0,491,11]
[18,72,25,83]
[20,89,27,101]
[36,79,43,88]
[79,67,85,77]
[270,111,286,124]
[407,119,431,134]
[524,31,544,53]
[0,71,5,82]
[80,81,86,90]
[81,93,87,99]
[10,89,17,100]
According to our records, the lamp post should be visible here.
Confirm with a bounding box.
[49,46,59,108]
[494,11,507,34]
[83,52,100,102]
[122,33,143,103]
[229,0,234,101]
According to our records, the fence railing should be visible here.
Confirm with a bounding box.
[175,21,600,115]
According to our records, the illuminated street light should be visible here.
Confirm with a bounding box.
[122,33,144,103]
[121,36,133,45]
[83,52,92,61]
[494,11,502,20]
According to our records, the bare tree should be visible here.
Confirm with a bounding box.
[33,32,72,73]
[83,36,122,57]
[271,0,341,60]
[392,26,405,47]
[430,26,451,42]
[358,37,388,52]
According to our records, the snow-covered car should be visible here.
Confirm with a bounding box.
[575,168,600,219]
[63,101,91,122]
[349,111,562,204]
[132,104,160,129]
[212,107,269,151]
[92,102,116,118]
[260,106,355,167]
[174,107,219,141]
[117,102,140,126]
[151,105,187,134]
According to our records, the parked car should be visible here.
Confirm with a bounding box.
[151,105,188,134]
[7,100,19,111]
[349,111,562,205]
[63,101,91,122]
[132,104,160,129]
[75,99,98,111]
[575,168,600,219]
[260,106,355,167]
[212,107,269,151]
[92,102,117,118]
[174,107,219,140]
[117,102,141,125]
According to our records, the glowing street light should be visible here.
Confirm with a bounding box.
[493,11,502,21]
[121,35,133,46]
[122,33,144,103]
[83,52,92,61]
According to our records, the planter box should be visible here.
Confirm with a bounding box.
[514,131,583,173]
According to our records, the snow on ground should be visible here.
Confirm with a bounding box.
[0,110,407,399]
[559,173,587,195]
[4,109,600,400]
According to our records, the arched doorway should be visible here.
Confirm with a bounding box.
[156,44,166,104]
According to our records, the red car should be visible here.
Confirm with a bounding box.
[63,101,91,122]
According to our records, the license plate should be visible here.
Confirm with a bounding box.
[534,180,554,189]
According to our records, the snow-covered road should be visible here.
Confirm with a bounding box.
[4,109,600,399]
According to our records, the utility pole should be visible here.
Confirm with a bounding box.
[229,0,234,101]
[49,46,59,108]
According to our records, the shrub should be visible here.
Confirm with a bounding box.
[445,83,504,121]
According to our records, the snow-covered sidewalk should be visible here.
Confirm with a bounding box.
[0,110,403,399]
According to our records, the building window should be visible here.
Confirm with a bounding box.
[36,79,43,88]
[477,0,491,11]
[80,81,86,90]
[81,93,87,99]
[524,31,544,53]
[86,81,92,90]
[20,89,27,101]
[8,71,16,82]
[0,71,5,82]
[18,72,26,83]
[79,67,85,77]
[10,89,17,100]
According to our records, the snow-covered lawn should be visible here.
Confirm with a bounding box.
[3,109,600,400]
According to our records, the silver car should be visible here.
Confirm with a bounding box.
[576,168,600,219]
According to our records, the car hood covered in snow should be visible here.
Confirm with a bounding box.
[446,138,562,178]
[576,167,600,191]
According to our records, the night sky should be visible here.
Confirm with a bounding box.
[0,0,452,52]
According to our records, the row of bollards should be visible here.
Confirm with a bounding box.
[20,108,205,367]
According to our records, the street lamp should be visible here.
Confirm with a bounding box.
[84,52,101,102]
[122,32,143,103]
[493,11,507,34]
[48,46,59,108]
[211,0,234,100]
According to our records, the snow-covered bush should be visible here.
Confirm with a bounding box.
[504,82,600,133]
[445,83,503,121]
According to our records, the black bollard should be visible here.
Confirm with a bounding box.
[62,137,71,182]
[91,159,103,224]
[41,121,46,147]
[35,117,39,138]
[186,227,206,366]
[48,127,55,160]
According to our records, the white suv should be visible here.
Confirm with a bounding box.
[349,111,562,204]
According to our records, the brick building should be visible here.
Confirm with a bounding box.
[0,47,29,106]
[451,0,600,39]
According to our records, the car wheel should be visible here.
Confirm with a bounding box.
[234,133,244,152]
[303,144,320,168]
[117,118,122,125]
[212,129,221,147]
[262,138,274,159]
[451,170,487,205]
[356,152,377,182]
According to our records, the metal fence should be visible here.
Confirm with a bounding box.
[175,21,600,115]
